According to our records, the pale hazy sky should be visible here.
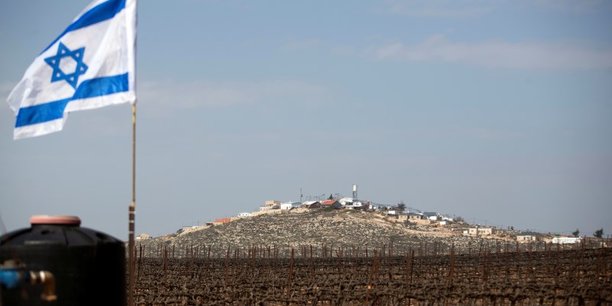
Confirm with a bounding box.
[1,0,611,239]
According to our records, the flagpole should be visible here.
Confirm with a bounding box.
[128,102,136,306]
[128,1,138,305]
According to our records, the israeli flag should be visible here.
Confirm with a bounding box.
[7,0,137,139]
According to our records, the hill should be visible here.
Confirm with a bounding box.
[136,209,515,257]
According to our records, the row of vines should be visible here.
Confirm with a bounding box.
[136,238,610,259]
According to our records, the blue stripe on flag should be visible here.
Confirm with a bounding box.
[15,73,129,127]
[15,99,70,127]
[73,73,129,99]
[42,0,127,53]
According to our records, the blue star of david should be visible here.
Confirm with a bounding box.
[44,42,88,89]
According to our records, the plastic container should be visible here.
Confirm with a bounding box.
[0,215,126,306]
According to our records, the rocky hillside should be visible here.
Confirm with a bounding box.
[137,209,513,258]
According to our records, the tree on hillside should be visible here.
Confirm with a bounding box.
[572,229,580,237]
[594,228,604,238]
[396,202,406,212]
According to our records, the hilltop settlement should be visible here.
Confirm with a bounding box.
[135,186,601,258]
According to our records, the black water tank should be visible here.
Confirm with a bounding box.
[0,215,126,306]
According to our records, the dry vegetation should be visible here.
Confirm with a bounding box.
[132,248,611,305]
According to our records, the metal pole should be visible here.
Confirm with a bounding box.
[128,103,136,306]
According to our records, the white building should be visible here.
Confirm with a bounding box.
[423,212,439,221]
[463,227,494,236]
[338,197,354,206]
[280,202,293,210]
[441,216,454,222]
[516,235,537,243]
[552,237,581,244]
[260,200,280,211]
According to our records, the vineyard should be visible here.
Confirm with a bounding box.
[132,247,611,305]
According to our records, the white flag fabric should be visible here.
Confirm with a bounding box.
[7,0,137,139]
